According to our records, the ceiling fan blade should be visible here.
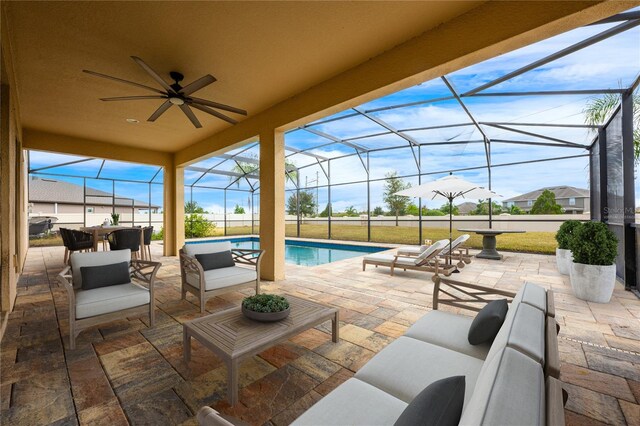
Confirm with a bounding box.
[190,103,238,125]
[179,104,202,128]
[189,97,247,116]
[100,96,167,101]
[147,100,172,122]
[83,70,165,95]
[130,56,175,94]
[181,74,217,96]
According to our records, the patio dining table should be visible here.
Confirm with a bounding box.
[457,228,526,260]
[80,225,147,260]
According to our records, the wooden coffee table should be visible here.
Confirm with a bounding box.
[183,296,339,405]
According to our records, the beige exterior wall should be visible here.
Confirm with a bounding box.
[30,202,157,215]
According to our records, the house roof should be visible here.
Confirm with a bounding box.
[456,202,477,214]
[29,177,159,208]
[503,186,589,203]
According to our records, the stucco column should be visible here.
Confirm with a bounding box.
[259,129,285,281]
[163,162,185,256]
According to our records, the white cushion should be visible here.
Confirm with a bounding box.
[183,241,232,256]
[440,234,470,256]
[459,347,545,426]
[397,246,425,256]
[513,282,547,313]
[414,239,448,264]
[75,282,149,319]
[485,302,546,366]
[291,378,407,426]
[355,336,483,406]
[70,249,131,289]
[405,310,491,360]
[363,254,394,264]
[186,266,257,291]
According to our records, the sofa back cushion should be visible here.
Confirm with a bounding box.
[513,282,547,313]
[183,241,232,256]
[71,249,131,289]
[459,347,545,426]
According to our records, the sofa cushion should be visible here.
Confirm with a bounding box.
[292,378,407,426]
[80,261,131,290]
[405,311,491,360]
[195,251,235,271]
[485,302,546,365]
[468,299,508,345]
[513,282,547,313]
[394,376,465,426]
[458,347,545,426]
[355,336,483,406]
[70,249,131,289]
[75,282,150,319]
[186,266,257,291]
[183,241,232,256]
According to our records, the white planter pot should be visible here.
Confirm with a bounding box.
[569,262,616,303]
[555,248,572,275]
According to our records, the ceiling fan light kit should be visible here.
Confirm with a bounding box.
[83,56,247,128]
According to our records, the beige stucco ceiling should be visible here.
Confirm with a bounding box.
[4,1,484,152]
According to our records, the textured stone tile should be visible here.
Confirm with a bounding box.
[349,314,385,330]
[289,328,331,350]
[270,390,323,426]
[563,383,626,425]
[313,340,375,372]
[290,351,341,382]
[629,379,640,404]
[561,363,635,402]
[620,400,640,426]
[123,388,192,425]
[373,321,408,338]
[604,333,640,354]
[68,356,115,411]
[558,338,588,368]
[564,410,608,426]
[314,368,354,396]
[77,399,128,426]
[584,346,640,382]
[258,342,307,369]
[93,331,147,356]
[369,307,400,320]
[611,324,640,341]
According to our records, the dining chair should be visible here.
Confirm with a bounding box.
[142,226,153,260]
[60,228,94,264]
[106,228,142,259]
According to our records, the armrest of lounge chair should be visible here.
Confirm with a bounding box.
[433,277,516,312]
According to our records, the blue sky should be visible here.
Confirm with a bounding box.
[29,11,639,214]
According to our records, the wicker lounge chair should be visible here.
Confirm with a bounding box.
[362,239,455,281]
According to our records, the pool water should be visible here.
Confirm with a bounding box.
[188,237,387,266]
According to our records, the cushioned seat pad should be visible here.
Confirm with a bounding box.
[405,311,491,360]
[363,254,417,267]
[291,378,407,426]
[186,266,257,290]
[355,336,483,405]
[75,282,149,319]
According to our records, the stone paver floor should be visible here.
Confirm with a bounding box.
[1,242,639,425]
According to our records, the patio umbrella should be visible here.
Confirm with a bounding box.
[395,174,500,261]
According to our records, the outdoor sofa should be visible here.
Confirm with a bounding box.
[292,279,562,425]
[362,239,456,280]
[179,241,264,313]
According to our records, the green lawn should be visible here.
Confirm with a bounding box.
[30,224,557,254]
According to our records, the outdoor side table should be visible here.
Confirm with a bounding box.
[458,229,526,260]
[183,296,339,405]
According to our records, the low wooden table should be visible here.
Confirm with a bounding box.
[458,228,526,260]
[183,296,339,405]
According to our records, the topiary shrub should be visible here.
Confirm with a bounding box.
[555,220,582,250]
[569,221,618,266]
[242,294,290,313]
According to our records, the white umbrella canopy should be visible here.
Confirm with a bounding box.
[395,175,501,200]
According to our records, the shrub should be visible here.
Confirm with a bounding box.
[242,294,290,313]
[569,221,618,265]
[555,220,582,250]
[185,213,217,238]
[151,227,164,241]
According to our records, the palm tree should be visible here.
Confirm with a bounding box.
[228,153,298,187]
[583,93,640,161]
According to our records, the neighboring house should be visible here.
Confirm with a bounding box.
[456,202,477,215]
[502,186,589,214]
[28,176,160,214]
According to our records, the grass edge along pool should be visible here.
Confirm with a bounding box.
[187,237,387,266]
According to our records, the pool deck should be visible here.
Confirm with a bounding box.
[2,242,639,425]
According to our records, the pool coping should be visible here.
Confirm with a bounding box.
[185,235,400,251]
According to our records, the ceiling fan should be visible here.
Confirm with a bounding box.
[83,56,247,128]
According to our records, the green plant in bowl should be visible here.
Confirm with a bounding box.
[242,294,290,322]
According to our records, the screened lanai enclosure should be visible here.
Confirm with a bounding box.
[184,12,640,291]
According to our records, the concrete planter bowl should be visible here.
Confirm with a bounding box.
[555,248,572,275]
[242,305,291,322]
[569,262,616,303]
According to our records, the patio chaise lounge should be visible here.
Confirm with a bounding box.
[179,241,264,313]
[398,234,472,268]
[362,239,455,280]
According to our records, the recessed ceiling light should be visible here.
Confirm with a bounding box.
[125,118,139,123]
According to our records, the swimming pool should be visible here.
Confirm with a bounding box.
[187,237,387,266]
